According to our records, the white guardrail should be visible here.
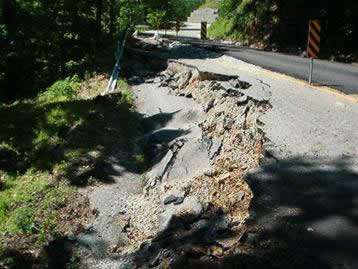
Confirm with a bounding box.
[102,30,130,95]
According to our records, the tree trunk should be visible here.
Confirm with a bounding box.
[2,0,17,102]
[95,0,103,51]
[109,0,116,38]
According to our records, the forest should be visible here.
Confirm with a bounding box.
[2,0,357,103]
[0,0,204,103]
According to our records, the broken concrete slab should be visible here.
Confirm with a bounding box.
[208,137,223,160]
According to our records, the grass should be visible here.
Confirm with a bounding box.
[0,70,143,261]
[208,16,242,40]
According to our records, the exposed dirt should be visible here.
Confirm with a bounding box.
[81,46,272,268]
[0,186,95,269]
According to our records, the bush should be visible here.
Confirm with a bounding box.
[41,75,81,100]
[147,10,166,30]
[11,207,37,234]
[0,201,9,218]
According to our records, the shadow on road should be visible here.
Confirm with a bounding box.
[28,155,355,269]
[246,155,358,268]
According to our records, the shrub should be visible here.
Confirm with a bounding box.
[42,75,81,100]
[11,206,37,234]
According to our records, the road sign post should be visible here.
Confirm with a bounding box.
[307,20,321,85]
[201,21,207,41]
[309,58,314,85]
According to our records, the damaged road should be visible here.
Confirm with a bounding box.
[74,38,358,269]
[75,42,270,269]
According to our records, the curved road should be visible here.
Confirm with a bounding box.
[211,44,358,95]
[145,23,358,96]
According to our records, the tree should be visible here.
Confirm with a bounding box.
[96,0,103,51]
[2,0,17,101]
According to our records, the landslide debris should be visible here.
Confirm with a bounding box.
[79,44,272,268]
[101,50,272,268]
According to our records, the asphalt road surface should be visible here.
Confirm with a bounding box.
[144,23,358,96]
[206,44,358,96]
[180,54,358,269]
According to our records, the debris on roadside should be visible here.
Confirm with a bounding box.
[79,42,271,268]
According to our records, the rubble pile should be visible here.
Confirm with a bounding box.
[107,56,271,267]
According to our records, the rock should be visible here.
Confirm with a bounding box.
[110,245,119,253]
[237,191,245,201]
[165,70,175,77]
[144,176,160,195]
[208,138,223,160]
[176,139,185,147]
[117,210,126,215]
[237,95,248,105]
[149,176,160,188]
[223,118,234,130]
[128,75,143,84]
[174,196,185,205]
[159,81,169,87]
[179,197,203,221]
[204,98,215,112]
[159,197,204,233]
[154,77,162,84]
[229,79,240,88]
[211,215,231,234]
[191,219,210,232]
[67,232,76,241]
[139,240,152,251]
[216,237,238,250]
[219,89,228,97]
[177,71,192,89]
[217,173,230,184]
[204,169,215,177]
[83,223,94,233]
[244,232,260,244]
[209,245,223,257]
[153,31,160,40]
[149,250,170,268]
[147,150,174,180]
[229,217,241,227]
[164,195,178,205]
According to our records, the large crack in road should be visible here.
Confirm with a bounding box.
[75,37,358,268]
[75,44,271,268]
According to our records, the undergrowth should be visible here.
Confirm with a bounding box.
[0,71,142,263]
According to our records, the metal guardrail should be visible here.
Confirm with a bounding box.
[102,30,130,95]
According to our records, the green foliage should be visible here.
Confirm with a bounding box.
[147,9,167,29]
[0,71,144,253]
[208,0,358,59]
[4,257,15,266]
[199,0,220,9]
[209,16,239,39]
[11,207,37,234]
[119,80,135,105]
[170,0,206,20]
[117,0,146,35]
[0,201,9,218]
[209,0,273,41]
[41,75,81,101]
